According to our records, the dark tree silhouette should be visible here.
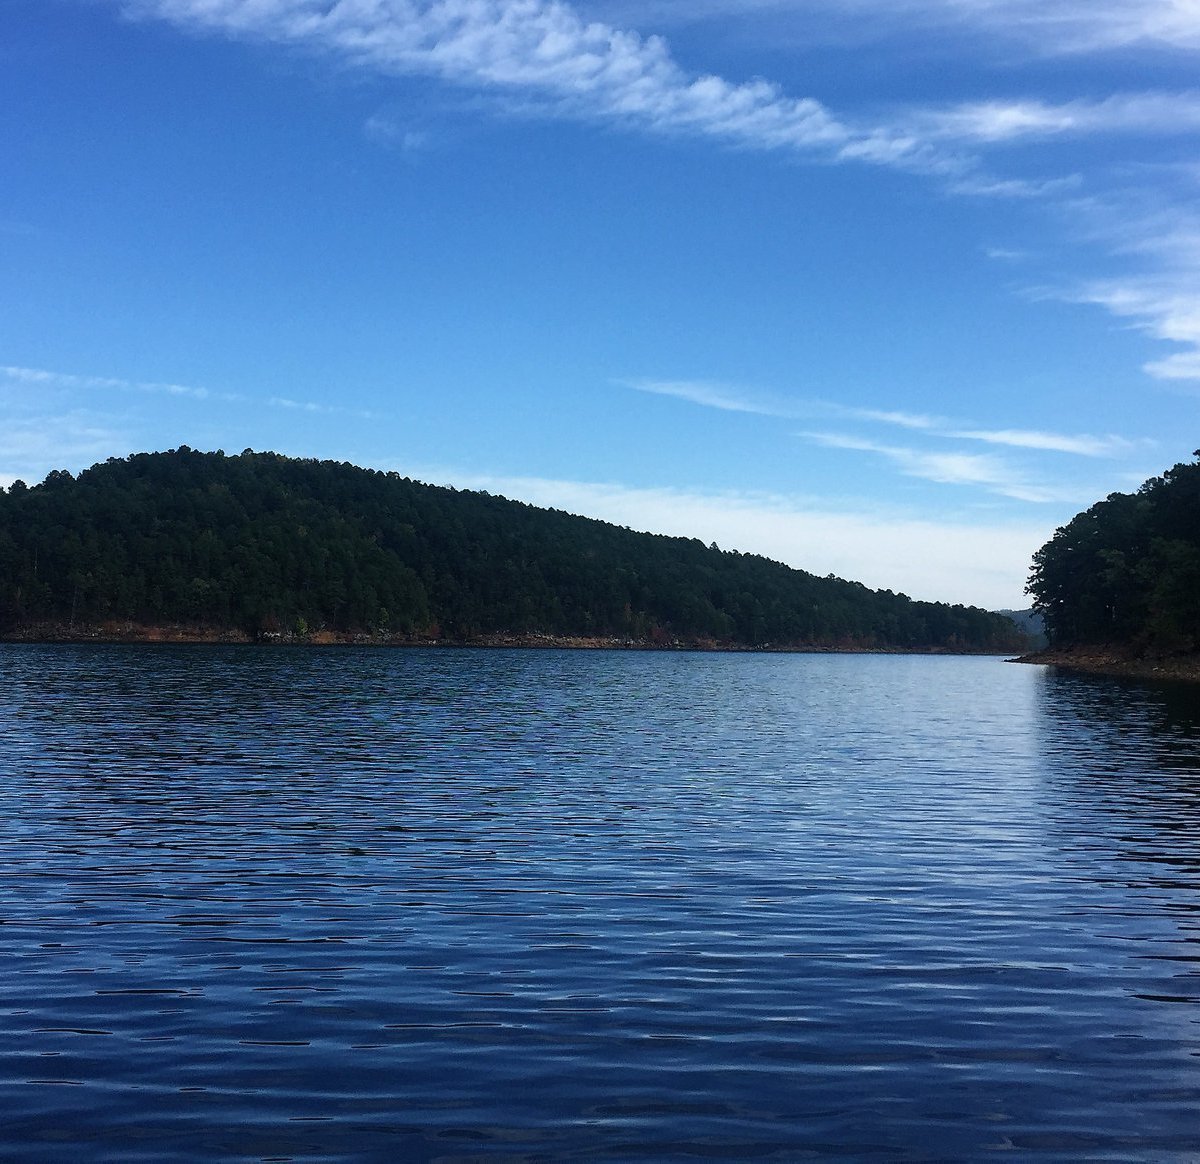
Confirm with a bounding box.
[1027,452,1200,653]
[0,448,1026,651]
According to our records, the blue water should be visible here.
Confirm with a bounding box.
[0,646,1197,1160]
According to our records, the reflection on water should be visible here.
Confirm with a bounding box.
[0,645,1197,1160]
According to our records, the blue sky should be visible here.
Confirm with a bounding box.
[3,0,1199,608]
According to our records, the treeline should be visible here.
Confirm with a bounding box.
[0,448,1025,651]
[1027,452,1200,653]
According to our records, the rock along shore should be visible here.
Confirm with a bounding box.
[1014,646,1200,684]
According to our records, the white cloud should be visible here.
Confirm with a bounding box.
[127,1,1199,170]
[119,0,955,171]
[948,173,1083,199]
[0,411,133,482]
[1068,278,1200,382]
[268,394,375,417]
[799,431,1090,502]
[1,363,375,417]
[938,0,1200,54]
[389,463,1051,608]
[627,381,942,429]
[918,93,1200,143]
[1145,349,1200,380]
[1,363,228,401]
[624,377,796,416]
[106,1,1200,396]
[602,0,1200,55]
[985,246,1030,262]
[947,428,1135,456]
[624,378,1136,460]
[847,407,944,430]
[1029,190,1200,383]
[363,112,431,152]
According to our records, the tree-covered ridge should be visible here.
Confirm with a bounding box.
[1027,453,1200,653]
[0,448,1024,651]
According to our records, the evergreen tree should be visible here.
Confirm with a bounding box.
[1027,452,1200,653]
[0,448,1027,651]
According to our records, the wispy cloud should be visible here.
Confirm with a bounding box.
[624,377,1136,459]
[127,1,1197,170]
[926,0,1200,54]
[1069,279,1200,384]
[268,394,373,417]
[1,364,376,418]
[918,92,1200,144]
[1145,349,1200,381]
[800,431,1090,503]
[111,0,1200,388]
[0,410,133,485]
[363,112,431,153]
[998,172,1200,385]
[847,407,944,430]
[985,246,1031,262]
[946,428,1136,456]
[628,381,947,433]
[119,0,963,174]
[624,378,798,417]
[612,0,1200,55]
[947,173,1082,199]
[1,363,232,402]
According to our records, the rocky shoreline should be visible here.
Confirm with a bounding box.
[0,621,1016,656]
[1014,646,1200,684]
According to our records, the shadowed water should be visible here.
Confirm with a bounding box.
[0,646,1197,1160]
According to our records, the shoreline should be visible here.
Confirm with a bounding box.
[0,621,1018,656]
[1014,646,1200,684]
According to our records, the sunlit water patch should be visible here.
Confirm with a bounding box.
[0,646,1197,1160]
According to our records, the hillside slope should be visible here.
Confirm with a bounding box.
[0,448,1026,651]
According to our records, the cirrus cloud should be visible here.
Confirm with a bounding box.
[625,378,1139,462]
[594,0,1200,56]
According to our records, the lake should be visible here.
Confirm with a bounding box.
[0,645,1197,1160]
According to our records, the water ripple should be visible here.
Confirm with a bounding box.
[0,646,1198,1159]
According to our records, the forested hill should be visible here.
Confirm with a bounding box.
[1027,453,1200,653]
[0,448,1025,651]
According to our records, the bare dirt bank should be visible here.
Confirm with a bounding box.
[0,621,1015,655]
[1014,646,1200,684]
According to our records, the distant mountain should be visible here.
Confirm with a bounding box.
[0,448,1027,652]
[1027,452,1200,655]
[996,608,1047,648]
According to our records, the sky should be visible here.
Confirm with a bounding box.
[3,0,1199,609]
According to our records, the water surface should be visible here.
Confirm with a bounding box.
[0,647,1197,1160]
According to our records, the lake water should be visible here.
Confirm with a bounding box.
[0,646,1198,1161]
